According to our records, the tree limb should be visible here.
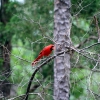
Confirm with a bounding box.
[24,43,100,100]
[24,49,70,100]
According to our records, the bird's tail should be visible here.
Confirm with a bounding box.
[31,54,43,66]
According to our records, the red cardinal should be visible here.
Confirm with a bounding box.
[32,44,54,66]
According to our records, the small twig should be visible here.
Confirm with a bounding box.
[8,93,40,100]
[0,43,31,63]
[14,14,56,44]
[73,1,94,17]
[70,46,99,62]
[11,54,31,63]
[87,88,100,98]
[76,36,97,48]
[80,42,100,51]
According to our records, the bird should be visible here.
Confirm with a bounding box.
[32,44,54,66]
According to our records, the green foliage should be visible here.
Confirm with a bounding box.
[71,0,100,17]
[70,0,100,99]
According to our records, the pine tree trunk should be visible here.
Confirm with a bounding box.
[0,0,11,99]
[54,0,71,100]
[0,40,12,99]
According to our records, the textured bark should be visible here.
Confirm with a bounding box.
[54,0,71,100]
[0,40,12,98]
[0,0,9,24]
[0,0,11,98]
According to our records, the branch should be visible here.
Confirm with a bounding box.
[80,42,100,50]
[24,43,100,100]
[14,14,56,43]
[73,1,93,17]
[70,46,99,62]
[0,43,31,63]
[8,93,40,100]
[24,49,69,100]
[87,88,100,98]
[76,36,97,48]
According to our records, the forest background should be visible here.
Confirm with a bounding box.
[0,0,100,100]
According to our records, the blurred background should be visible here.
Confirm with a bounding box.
[0,0,100,100]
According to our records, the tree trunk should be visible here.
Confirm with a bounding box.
[0,40,12,99]
[54,0,71,100]
[0,0,11,99]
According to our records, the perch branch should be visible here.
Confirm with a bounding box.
[24,43,100,100]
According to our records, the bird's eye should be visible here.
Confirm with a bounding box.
[51,46,54,50]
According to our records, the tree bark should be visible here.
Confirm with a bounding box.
[54,0,71,100]
[0,40,12,99]
[0,0,11,99]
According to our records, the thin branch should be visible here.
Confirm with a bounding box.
[14,14,56,44]
[1,42,100,99]
[73,1,94,17]
[76,36,97,48]
[24,43,100,100]
[87,89,100,98]
[71,73,89,84]
[11,54,31,63]
[24,50,67,100]
[79,42,100,51]
[70,46,99,62]
[8,93,40,100]
[0,43,31,63]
